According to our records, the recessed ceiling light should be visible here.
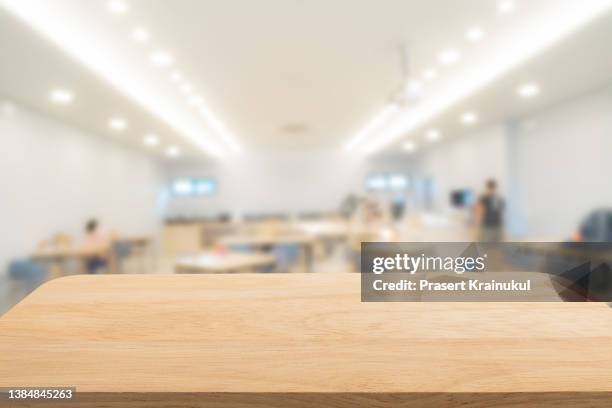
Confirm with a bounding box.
[169,71,182,82]
[438,48,461,65]
[131,27,149,43]
[425,129,441,142]
[108,117,128,131]
[402,141,417,153]
[150,50,173,67]
[406,80,423,95]
[466,27,485,42]
[189,95,204,106]
[517,82,540,98]
[107,0,129,14]
[460,112,478,125]
[49,88,73,104]
[143,134,159,147]
[498,0,516,14]
[166,146,181,157]
[180,83,193,94]
[423,68,437,81]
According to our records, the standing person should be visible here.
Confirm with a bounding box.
[475,179,504,242]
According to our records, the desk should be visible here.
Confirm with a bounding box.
[31,236,151,275]
[31,247,105,276]
[294,220,349,239]
[1,274,611,407]
[219,234,315,272]
[175,252,276,273]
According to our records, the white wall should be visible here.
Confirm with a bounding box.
[164,152,418,219]
[514,86,612,238]
[0,101,166,275]
[418,124,508,211]
[416,85,612,239]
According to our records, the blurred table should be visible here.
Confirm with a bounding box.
[30,247,105,276]
[30,236,151,275]
[219,233,315,272]
[293,220,349,239]
[175,252,276,273]
[1,274,611,406]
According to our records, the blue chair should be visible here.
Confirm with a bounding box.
[113,241,132,273]
[7,260,49,305]
[271,244,301,273]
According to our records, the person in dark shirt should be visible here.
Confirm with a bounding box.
[476,179,504,242]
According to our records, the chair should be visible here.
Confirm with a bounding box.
[271,244,301,273]
[7,260,49,306]
[112,241,132,273]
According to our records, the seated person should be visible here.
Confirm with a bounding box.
[82,219,112,274]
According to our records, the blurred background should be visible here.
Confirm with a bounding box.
[1,0,612,314]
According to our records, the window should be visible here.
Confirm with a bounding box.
[366,173,409,192]
[171,178,217,197]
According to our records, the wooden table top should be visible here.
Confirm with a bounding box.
[1,273,611,394]
[175,251,276,273]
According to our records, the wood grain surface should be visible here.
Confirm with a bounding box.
[0,273,611,406]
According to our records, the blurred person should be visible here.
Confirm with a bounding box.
[82,218,112,274]
[571,209,612,242]
[390,195,406,221]
[475,179,504,242]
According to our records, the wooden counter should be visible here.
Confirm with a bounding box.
[1,273,611,407]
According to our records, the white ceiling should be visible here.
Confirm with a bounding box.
[0,8,197,159]
[386,7,612,155]
[1,0,612,158]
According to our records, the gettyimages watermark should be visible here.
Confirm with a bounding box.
[360,242,612,302]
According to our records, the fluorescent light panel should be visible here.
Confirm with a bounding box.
[344,104,399,151]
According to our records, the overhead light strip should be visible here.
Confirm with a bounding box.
[350,0,612,155]
[0,0,235,158]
